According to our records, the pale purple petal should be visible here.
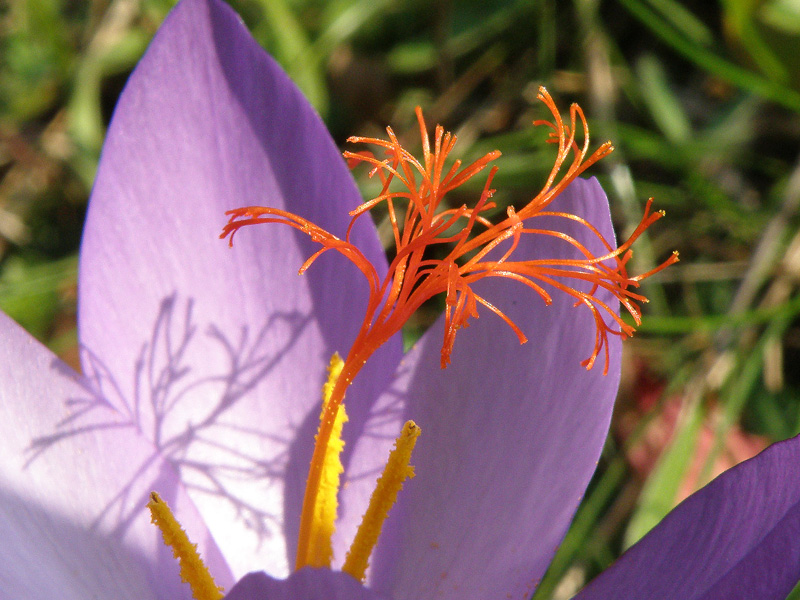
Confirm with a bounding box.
[78,0,401,578]
[224,568,389,600]
[0,311,232,598]
[573,434,800,599]
[349,178,622,600]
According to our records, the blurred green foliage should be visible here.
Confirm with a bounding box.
[2,0,800,597]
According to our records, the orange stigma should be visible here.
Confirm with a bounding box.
[221,86,676,377]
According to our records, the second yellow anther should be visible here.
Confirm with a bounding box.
[342,420,421,582]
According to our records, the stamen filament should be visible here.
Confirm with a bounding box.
[342,420,421,582]
[295,353,349,570]
[147,492,224,600]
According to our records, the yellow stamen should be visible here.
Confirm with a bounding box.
[342,420,421,582]
[296,352,349,569]
[147,492,224,600]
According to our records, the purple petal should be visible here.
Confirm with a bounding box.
[224,568,390,600]
[348,178,622,600]
[573,434,800,600]
[0,311,231,598]
[78,0,401,578]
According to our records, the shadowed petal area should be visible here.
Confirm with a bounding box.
[0,312,232,599]
[224,568,389,600]
[354,178,621,600]
[78,0,401,579]
[573,434,800,600]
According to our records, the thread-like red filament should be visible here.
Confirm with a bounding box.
[222,86,677,378]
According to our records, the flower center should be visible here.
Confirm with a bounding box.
[149,355,420,593]
[295,353,421,581]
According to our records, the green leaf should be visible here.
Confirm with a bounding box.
[617,0,800,111]
[623,399,704,548]
[636,54,692,145]
[252,0,329,116]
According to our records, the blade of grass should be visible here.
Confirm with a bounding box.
[622,398,704,547]
[616,0,800,111]
[634,292,800,335]
[252,0,328,115]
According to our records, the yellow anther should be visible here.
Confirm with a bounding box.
[343,420,421,582]
[147,492,224,600]
[296,352,349,570]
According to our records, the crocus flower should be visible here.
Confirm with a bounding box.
[0,1,798,599]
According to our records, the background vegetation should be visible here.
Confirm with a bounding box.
[2,0,800,597]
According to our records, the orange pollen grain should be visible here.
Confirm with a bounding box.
[220,86,677,376]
